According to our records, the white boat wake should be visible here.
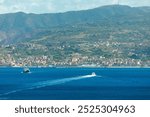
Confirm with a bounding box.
[0,73,97,97]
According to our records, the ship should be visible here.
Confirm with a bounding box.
[23,67,30,73]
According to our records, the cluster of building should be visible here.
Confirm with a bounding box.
[0,53,149,67]
[0,40,149,67]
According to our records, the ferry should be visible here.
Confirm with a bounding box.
[23,67,30,73]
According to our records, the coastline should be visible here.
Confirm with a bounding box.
[0,65,150,68]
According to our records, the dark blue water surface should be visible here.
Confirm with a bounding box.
[0,67,150,100]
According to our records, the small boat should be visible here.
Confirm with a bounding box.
[91,72,96,76]
[23,67,30,73]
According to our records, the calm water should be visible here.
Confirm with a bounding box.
[0,67,150,100]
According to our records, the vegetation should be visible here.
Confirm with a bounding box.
[0,5,150,67]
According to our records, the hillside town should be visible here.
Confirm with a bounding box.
[0,40,149,67]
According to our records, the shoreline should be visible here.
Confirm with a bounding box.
[0,66,150,68]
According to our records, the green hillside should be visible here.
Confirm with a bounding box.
[0,5,150,67]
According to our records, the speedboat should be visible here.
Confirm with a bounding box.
[23,67,30,73]
[91,72,96,76]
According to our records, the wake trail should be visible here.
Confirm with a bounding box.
[0,74,96,97]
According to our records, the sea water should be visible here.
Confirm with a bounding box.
[0,67,150,100]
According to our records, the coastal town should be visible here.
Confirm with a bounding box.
[0,5,150,68]
[0,40,149,67]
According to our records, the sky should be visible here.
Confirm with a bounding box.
[0,0,150,14]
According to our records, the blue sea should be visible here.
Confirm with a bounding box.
[0,67,150,100]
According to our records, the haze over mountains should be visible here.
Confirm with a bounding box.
[0,5,150,67]
[0,5,150,44]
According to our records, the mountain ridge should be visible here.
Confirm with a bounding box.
[0,5,150,44]
[1,5,150,15]
[0,5,150,67]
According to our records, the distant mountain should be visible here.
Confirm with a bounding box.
[0,5,150,67]
[0,5,150,44]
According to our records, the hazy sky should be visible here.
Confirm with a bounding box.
[0,0,150,14]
